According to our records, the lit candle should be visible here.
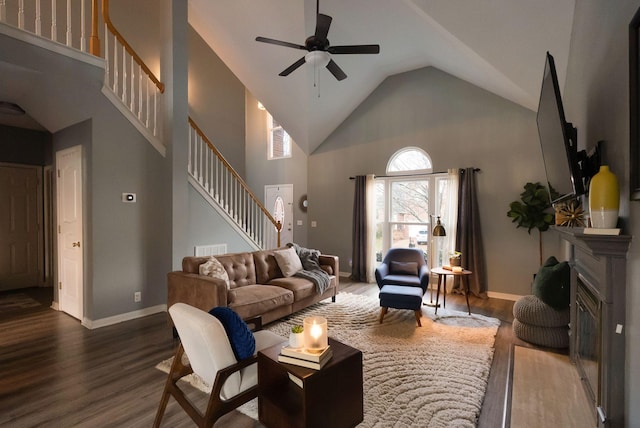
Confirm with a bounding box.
[303,316,328,353]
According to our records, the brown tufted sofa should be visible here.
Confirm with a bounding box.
[167,249,339,326]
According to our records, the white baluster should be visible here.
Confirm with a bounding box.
[145,79,150,127]
[80,0,86,51]
[104,23,109,85]
[137,65,142,119]
[113,38,119,94]
[66,0,72,47]
[193,133,198,179]
[0,0,6,22]
[187,126,192,174]
[130,59,135,111]
[51,0,57,42]
[153,89,157,136]
[35,0,42,35]
[18,0,24,29]
[122,48,127,103]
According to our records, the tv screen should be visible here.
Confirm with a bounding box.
[536,52,584,204]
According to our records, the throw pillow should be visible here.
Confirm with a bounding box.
[273,247,303,277]
[199,256,230,289]
[390,261,418,276]
[208,307,256,360]
[532,256,570,310]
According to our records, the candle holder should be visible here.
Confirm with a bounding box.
[303,316,328,353]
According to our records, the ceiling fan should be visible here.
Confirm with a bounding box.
[255,0,380,81]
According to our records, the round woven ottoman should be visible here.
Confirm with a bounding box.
[512,295,569,348]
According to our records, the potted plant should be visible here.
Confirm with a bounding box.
[507,182,558,265]
[289,325,304,349]
[449,251,462,267]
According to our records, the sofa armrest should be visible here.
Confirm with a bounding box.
[167,271,228,316]
[319,254,339,277]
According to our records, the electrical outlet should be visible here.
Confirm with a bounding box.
[134,291,141,302]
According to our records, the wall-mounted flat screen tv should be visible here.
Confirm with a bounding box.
[536,52,585,205]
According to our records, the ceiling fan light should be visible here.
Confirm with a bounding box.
[305,51,330,68]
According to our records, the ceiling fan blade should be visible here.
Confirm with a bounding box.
[315,14,332,41]
[256,36,307,50]
[326,59,347,81]
[328,44,380,55]
[279,57,307,76]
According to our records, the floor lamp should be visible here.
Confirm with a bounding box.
[425,216,446,307]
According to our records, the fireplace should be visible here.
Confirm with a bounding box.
[554,227,630,428]
[575,276,600,410]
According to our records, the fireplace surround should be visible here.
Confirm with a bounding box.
[554,227,631,427]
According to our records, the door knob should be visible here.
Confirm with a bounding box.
[73,241,81,247]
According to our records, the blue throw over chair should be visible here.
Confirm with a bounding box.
[375,248,429,326]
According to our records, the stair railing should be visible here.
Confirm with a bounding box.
[103,0,163,140]
[0,0,99,55]
[188,117,282,249]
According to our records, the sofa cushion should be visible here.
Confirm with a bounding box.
[208,307,255,360]
[268,276,316,301]
[532,256,570,310]
[253,250,283,284]
[199,256,230,288]
[228,284,293,319]
[273,247,303,277]
[215,253,257,288]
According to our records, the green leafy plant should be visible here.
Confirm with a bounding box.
[507,182,557,264]
[291,325,304,334]
[449,251,462,259]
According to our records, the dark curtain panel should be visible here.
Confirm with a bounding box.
[453,168,488,298]
[351,175,367,282]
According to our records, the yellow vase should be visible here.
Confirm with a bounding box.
[588,165,619,228]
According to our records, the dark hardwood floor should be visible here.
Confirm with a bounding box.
[0,280,533,427]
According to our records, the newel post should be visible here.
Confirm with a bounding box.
[89,0,100,56]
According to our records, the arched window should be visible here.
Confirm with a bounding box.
[386,147,432,174]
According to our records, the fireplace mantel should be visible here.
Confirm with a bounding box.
[552,227,631,428]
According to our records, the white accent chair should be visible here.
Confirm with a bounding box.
[153,303,285,427]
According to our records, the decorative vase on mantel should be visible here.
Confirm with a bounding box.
[588,165,619,228]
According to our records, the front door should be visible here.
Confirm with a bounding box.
[0,164,43,290]
[56,146,83,320]
[264,184,293,248]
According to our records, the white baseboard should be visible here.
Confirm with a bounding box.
[486,291,522,302]
[50,301,59,311]
[82,304,167,329]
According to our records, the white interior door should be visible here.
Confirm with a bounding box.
[264,184,293,248]
[0,164,42,290]
[56,146,83,320]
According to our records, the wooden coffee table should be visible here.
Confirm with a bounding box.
[258,337,363,428]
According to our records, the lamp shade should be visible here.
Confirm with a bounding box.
[432,216,446,236]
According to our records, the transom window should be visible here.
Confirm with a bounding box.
[267,113,292,160]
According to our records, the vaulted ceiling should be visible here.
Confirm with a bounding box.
[189,0,575,155]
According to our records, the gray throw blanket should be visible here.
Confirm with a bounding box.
[288,243,331,294]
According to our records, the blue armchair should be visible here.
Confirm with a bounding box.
[375,248,430,294]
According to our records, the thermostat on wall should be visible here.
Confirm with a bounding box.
[122,193,136,203]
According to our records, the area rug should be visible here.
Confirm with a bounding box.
[156,292,499,427]
[508,345,593,428]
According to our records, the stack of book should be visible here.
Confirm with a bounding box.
[277,345,333,370]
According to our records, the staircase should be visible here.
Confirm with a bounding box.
[0,0,280,249]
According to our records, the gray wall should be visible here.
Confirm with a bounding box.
[309,66,549,288]
[188,25,246,177]
[245,91,309,248]
[188,186,254,254]
[560,0,640,423]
